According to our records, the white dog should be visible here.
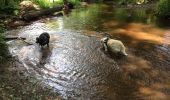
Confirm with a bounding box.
[101,37,128,56]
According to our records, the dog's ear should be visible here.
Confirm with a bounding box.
[36,37,39,43]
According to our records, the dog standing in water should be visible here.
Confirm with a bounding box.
[36,32,50,47]
[101,37,128,56]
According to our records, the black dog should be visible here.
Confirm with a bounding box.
[36,32,50,47]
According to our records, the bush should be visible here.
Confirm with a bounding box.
[0,0,19,15]
[156,0,170,18]
[0,27,10,64]
[32,0,80,8]
[115,0,136,5]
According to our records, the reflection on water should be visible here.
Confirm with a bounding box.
[6,4,170,100]
[112,23,167,44]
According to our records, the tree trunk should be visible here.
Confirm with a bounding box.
[4,0,9,6]
[22,6,63,21]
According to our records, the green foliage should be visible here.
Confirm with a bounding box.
[114,8,129,22]
[115,0,136,5]
[0,0,80,14]
[32,0,51,8]
[32,0,80,8]
[0,26,5,33]
[133,10,147,22]
[156,0,170,18]
[70,0,80,6]
[0,26,9,64]
[0,0,19,15]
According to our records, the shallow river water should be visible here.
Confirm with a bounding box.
[6,4,170,100]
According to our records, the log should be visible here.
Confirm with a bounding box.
[22,6,63,21]
[4,36,26,41]
[5,36,33,45]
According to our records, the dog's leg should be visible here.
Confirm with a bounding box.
[103,43,108,52]
[47,43,49,47]
[40,45,43,49]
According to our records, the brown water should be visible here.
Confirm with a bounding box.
[6,4,170,100]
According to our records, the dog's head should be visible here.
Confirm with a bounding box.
[101,37,109,44]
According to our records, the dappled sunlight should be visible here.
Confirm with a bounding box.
[152,83,170,90]
[18,45,41,62]
[136,70,170,100]
[126,23,164,36]
[45,17,64,30]
[120,54,170,100]
[122,55,151,72]
[138,79,170,100]
[81,30,103,38]
[115,28,163,44]
[138,87,168,100]
[119,54,152,80]
[102,20,119,28]
[113,23,170,45]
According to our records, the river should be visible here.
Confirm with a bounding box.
[5,4,170,100]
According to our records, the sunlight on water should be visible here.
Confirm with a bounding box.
[112,23,170,45]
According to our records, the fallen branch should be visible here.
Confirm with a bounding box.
[4,36,26,40]
[22,6,63,21]
[4,36,33,45]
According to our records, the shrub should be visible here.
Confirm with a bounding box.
[156,0,170,18]
[0,27,10,64]
[115,0,136,5]
[31,0,80,8]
